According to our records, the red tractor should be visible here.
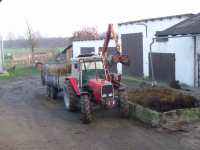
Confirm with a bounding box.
[63,24,130,123]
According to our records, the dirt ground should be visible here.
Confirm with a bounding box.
[0,76,200,150]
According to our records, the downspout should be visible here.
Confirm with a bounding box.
[149,38,157,86]
[136,23,148,38]
[193,36,197,87]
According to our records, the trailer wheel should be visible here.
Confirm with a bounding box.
[64,83,78,111]
[80,94,92,124]
[41,71,45,85]
[47,86,57,99]
[119,89,129,118]
[47,85,51,98]
[52,87,58,99]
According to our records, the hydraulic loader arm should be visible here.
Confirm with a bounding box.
[100,24,129,80]
[101,24,129,65]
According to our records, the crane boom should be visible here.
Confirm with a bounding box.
[100,24,129,81]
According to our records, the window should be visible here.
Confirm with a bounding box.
[80,47,95,55]
[81,61,103,70]
[74,63,78,69]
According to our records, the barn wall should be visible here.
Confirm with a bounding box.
[73,40,115,58]
[0,47,2,66]
[118,16,190,77]
[0,43,2,71]
[195,36,200,87]
[153,37,194,86]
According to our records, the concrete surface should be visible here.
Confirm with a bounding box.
[0,76,199,150]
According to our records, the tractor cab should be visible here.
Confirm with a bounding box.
[71,54,106,87]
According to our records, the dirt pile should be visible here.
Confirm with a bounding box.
[128,88,199,112]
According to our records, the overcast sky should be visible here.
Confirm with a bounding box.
[0,0,199,39]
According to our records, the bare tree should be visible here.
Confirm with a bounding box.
[25,22,38,63]
[72,27,99,40]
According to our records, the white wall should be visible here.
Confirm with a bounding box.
[118,16,190,77]
[0,41,2,72]
[72,40,123,73]
[195,36,200,87]
[73,40,115,58]
[153,37,194,86]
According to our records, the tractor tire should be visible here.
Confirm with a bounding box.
[64,83,78,112]
[80,94,92,124]
[119,89,129,118]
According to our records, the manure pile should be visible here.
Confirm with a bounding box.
[128,88,199,112]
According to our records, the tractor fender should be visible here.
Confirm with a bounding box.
[66,76,80,96]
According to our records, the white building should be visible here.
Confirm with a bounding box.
[0,39,3,73]
[72,14,195,85]
[154,13,200,87]
[118,14,193,78]
[73,39,115,57]
[73,39,119,73]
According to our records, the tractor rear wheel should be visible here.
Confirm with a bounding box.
[119,89,129,118]
[80,94,92,124]
[64,83,78,112]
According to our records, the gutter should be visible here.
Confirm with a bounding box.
[150,34,200,87]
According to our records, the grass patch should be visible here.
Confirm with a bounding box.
[0,66,40,80]
[4,48,64,56]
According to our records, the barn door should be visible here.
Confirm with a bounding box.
[149,53,175,82]
[121,33,143,77]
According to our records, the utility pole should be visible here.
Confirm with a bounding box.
[1,38,4,65]
[0,37,4,72]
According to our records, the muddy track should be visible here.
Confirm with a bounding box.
[0,76,199,150]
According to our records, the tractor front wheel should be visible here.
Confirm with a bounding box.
[80,94,92,124]
[64,83,78,112]
[119,89,129,118]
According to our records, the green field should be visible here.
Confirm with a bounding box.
[4,47,64,56]
[0,66,40,80]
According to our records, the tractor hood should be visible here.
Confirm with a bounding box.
[88,79,113,101]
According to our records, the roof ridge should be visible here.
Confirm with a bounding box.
[156,13,200,36]
[118,13,194,26]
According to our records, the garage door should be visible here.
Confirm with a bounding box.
[149,53,175,82]
[121,33,143,77]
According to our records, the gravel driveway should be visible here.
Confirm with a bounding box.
[0,76,199,150]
